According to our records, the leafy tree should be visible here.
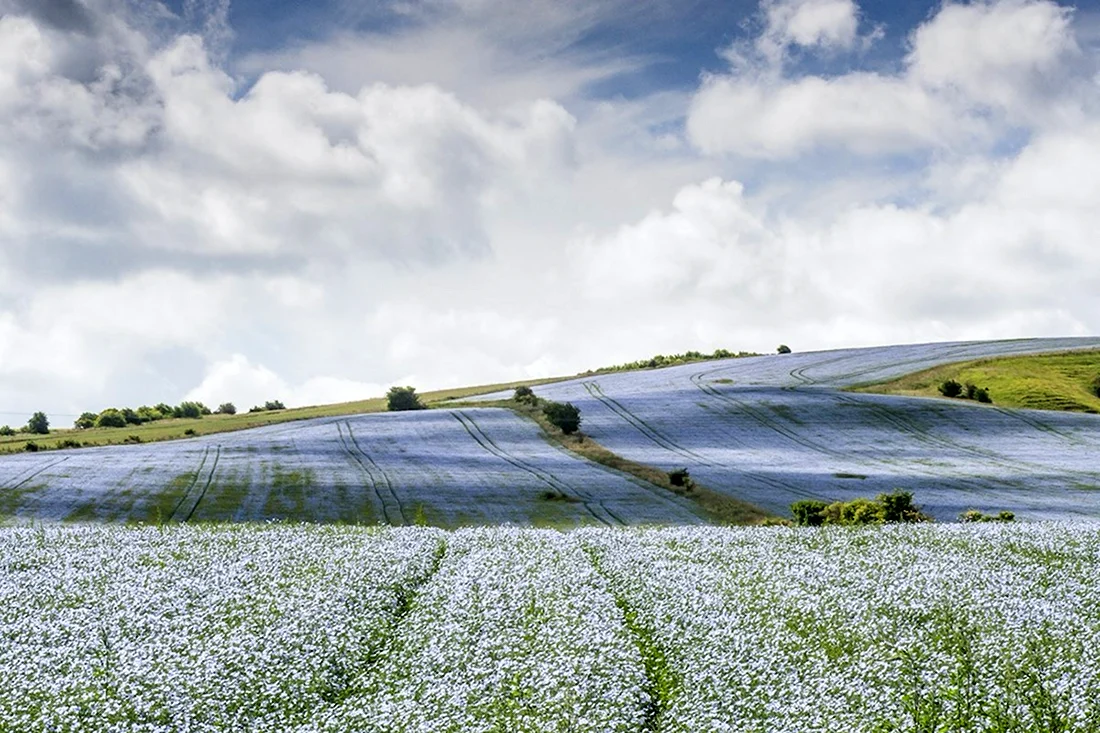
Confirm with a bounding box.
[791,499,830,526]
[960,509,1015,523]
[542,401,581,435]
[137,406,163,422]
[173,402,205,419]
[248,405,266,413]
[263,400,285,411]
[0,425,15,436]
[387,386,425,412]
[74,412,97,429]
[154,403,174,418]
[513,386,538,405]
[26,412,49,435]
[939,379,963,398]
[120,408,143,425]
[24,441,39,452]
[96,409,127,429]
[777,344,792,354]
[216,402,237,415]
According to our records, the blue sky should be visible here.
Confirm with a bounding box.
[0,0,1099,421]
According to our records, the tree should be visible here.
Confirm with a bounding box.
[387,386,425,412]
[173,402,205,419]
[26,412,49,435]
[513,386,538,405]
[96,409,127,428]
[777,344,792,354]
[0,425,15,436]
[542,401,581,435]
[263,400,285,411]
[216,402,237,415]
[938,379,963,398]
[74,412,97,429]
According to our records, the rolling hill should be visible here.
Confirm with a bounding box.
[2,337,1100,524]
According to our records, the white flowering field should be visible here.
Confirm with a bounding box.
[2,523,1099,732]
[479,337,1100,520]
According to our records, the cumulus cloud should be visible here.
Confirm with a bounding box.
[689,0,1087,158]
[756,0,861,63]
[184,354,386,409]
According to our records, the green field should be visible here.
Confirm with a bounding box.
[855,349,1100,413]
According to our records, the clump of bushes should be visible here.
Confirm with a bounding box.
[216,402,237,415]
[667,468,695,494]
[791,491,931,526]
[24,441,39,452]
[0,425,15,436]
[939,379,991,403]
[513,386,538,405]
[584,348,758,375]
[76,402,216,429]
[57,439,82,450]
[777,344,792,354]
[387,387,424,412]
[248,400,287,413]
[960,509,1015,523]
[542,401,581,435]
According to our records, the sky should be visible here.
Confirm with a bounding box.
[1,0,1099,423]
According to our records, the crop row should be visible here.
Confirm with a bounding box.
[1,524,1098,732]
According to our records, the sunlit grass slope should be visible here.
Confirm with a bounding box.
[0,377,568,455]
[855,350,1100,413]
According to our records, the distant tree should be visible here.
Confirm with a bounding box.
[216,402,237,415]
[263,400,285,411]
[154,403,174,418]
[173,402,205,419]
[137,406,163,422]
[668,468,693,489]
[513,386,538,405]
[0,425,15,436]
[199,403,212,415]
[120,407,143,425]
[974,387,992,404]
[387,387,425,412]
[542,401,581,435]
[938,379,963,398]
[248,405,266,413]
[960,509,1015,523]
[777,344,792,354]
[95,409,127,429]
[74,412,97,430]
[26,412,49,435]
[791,499,830,526]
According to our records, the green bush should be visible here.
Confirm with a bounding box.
[120,408,144,425]
[74,412,97,429]
[216,402,237,415]
[24,441,39,452]
[0,425,15,436]
[96,409,127,429]
[777,344,792,354]
[823,497,885,525]
[264,400,285,411]
[542,401,581,434]
[960,509,1016,523]
[513,386,538,405]
[1090,375,1100,398]
[939,379,963,397]
[137,406,163,422]
[26,412,49,435]
[173,402,206,419]
[387,386,425,412]
[791,500,830,527]
[57,439,82,449]
[668,468,692,487]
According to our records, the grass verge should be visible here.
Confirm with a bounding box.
[465,398,774,526]
[852,349,1100,413]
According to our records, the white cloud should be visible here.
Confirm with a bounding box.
[757,0,861,62]
[184,354,386,409]
[689,0,1087,158]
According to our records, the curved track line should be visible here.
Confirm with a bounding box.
[582,382,712,467]
[1,456,70,493]
[336,421,402,526]
[345,422,407,526]
[452,410,616,527]
[182,446,221,522]
[168,447,210,522]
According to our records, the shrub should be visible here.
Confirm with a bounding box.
[878,491,930,523]
[0,425,14,436]
[823,497,885,525]
[248,405,266,413]
[26,412,49,435]
[95,409,127,429]
[1090,375,1100,398]
[542,401,581,435]
[263,400,285,411]
[24,441,39,452]
[513,386,538,405]
[791,499,830,527]
[960,509,1016,523]
[123,435,143,444]
[57,439,82,449]
[974,387,992,403]
[154,403,174,418]
[137,406,163,422]
[183,428,197,436]
[74,412,97,429]
[668,468,692,487]
[173,402,205,419]
[777,344,792,354]
[939,379,963,398]
[387,387,425,412]
[121,408,143,425]
[216,402,237,415]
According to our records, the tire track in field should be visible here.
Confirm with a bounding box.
[336,421,404,526]
[452,410,617,527]
[689,368,1025,502]
[170,446,222,522]
[0,456,69,493]
[586,380,820,502]
[582,382,712,467]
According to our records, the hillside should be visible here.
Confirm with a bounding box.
[853,349,1100,413]
[2,337,1100,525]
